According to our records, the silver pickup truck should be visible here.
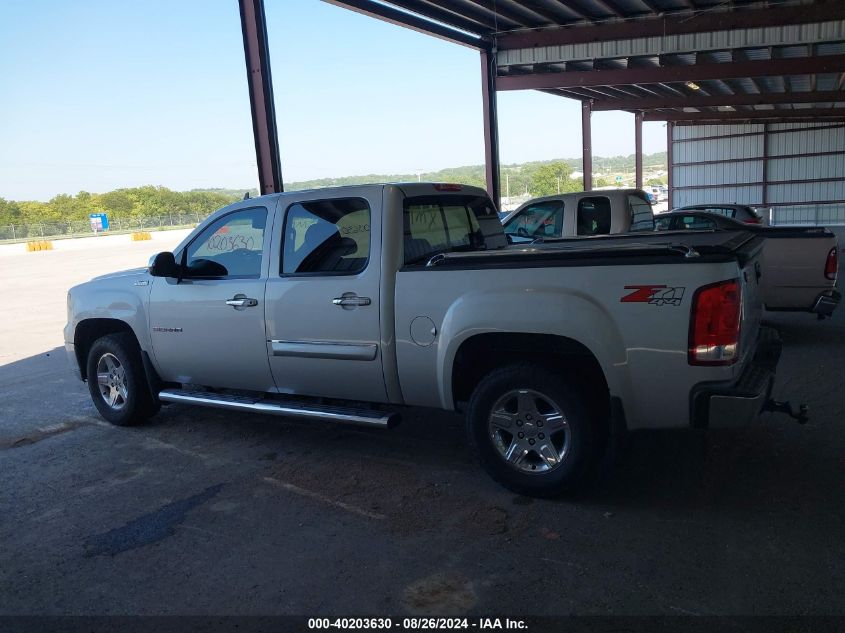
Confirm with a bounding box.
[65,183,795,496]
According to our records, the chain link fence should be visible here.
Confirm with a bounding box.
[0,212,211,243]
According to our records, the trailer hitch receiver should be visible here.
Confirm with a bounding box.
[763,399,809,424]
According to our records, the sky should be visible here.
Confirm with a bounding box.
[0,0,666,202]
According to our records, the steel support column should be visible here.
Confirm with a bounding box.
[762,123,770,206]
[635,111,643,190]
[480,49,501,209]
[240,0,283,194]
[582,101,592,191]
[666,121,674,208]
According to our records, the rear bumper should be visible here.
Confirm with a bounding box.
[812,288,841,317]
[691,327,781,429]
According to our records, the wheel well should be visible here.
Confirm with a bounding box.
[452,332,610,424]
[73,319,137,380]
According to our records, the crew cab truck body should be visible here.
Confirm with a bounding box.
[66,183,789,496]
[501,188,655,243]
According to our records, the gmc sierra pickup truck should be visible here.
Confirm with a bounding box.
[65,183,794,496]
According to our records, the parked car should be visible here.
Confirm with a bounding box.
[656,210,839,316]
[501,188,655,244]
[66,183,796,496]
[673,203,764,224]
[648,186,665,202]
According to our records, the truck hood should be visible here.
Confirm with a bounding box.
[90,267,149,282]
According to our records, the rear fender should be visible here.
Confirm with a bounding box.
[436,287,629,410]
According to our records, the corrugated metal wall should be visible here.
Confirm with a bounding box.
[670,122,845,225]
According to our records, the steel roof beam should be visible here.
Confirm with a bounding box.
[381,0,500,32]
[497,54,845,90]
[591,90,845,111]
[322,0,485,48]
[495,3,845,49]
[584,0,623,18]
[424,0,523,29]
[459,0,550,26]
[643,108,845,122]
[548,0,591,21]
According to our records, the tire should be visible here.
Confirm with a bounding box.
[466,364,595,497]
[86,332,158,426]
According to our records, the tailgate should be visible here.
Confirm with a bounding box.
[757,227,838,308]
[735,237,765,365]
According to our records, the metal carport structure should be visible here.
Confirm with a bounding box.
[238,0,845,223]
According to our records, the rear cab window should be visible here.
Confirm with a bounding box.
[576,196,611,236]
[403,194,504,266]
[503,200,565,243]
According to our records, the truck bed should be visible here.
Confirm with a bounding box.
[426,230,763,269]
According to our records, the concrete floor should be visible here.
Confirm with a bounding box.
[1,240,843,616]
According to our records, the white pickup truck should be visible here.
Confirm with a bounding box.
[504,191,839,317]
[65,183,798,496]
[501,188,655,243]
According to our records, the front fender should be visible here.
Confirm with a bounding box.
[67,282,152,354]
[436,286,630,410]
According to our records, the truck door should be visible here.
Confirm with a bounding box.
[148,206,275,392]
[264,195,386,403]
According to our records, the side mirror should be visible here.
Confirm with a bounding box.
[149,251,180,277]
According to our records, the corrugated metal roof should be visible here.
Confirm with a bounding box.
[335,0,845,122]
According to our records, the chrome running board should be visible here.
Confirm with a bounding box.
[158,389,399,428]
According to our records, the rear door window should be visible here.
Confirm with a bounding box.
[503,200,564,242]
[678,214,716,230]
[282,198,370,275]
[654,216,672,231]
[577,196,611,236]
[700,206,734,218]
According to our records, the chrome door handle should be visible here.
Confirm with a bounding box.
[332,296,371,307]
[226,296,258,307]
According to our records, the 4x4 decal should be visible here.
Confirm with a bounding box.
[621,285,686,306]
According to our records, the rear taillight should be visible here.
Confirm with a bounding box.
[744,217,762,224]
[689,279,742,366]
[824,247,838,281]
[433,183,462,191]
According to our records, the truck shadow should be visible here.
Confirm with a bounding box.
[2,342,842,531]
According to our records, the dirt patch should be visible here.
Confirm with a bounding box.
[262,452,523,539]
[457,505,509,536]
[0,419,91,450]
[402,572,477,615]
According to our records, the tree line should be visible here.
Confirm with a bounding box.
[0,186,243,227]
[0,152,667,226]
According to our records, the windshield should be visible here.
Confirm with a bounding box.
[503,200,564,243]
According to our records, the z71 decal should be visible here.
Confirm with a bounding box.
[621,285,686,306]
